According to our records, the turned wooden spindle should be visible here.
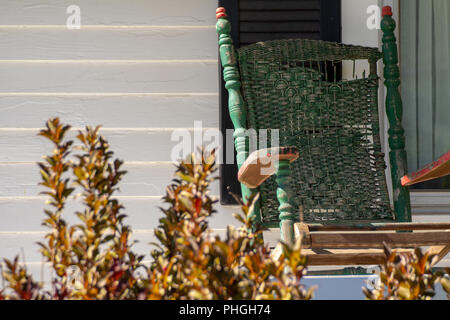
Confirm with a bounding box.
[275,160,296,245]
[381,6,412,222]
[216,7,261,223]
[216,8,247,170]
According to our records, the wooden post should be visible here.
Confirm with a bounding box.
[275,160,296,245]
[381,6,412,222]
[216,8,261,223]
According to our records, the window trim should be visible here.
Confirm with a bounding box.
[383,0,450,214]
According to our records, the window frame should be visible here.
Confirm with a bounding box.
[384,0,450,214]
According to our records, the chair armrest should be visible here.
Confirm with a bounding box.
[238,147,299,189]
[401,150,450,186]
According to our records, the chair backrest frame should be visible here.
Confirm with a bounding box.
[216,7,412,226]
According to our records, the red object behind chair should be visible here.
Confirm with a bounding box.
[402,150,450,186]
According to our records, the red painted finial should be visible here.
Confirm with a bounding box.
[382,6,393,17]
[216,7,227,20]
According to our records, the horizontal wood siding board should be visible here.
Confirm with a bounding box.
[240,21,320,33]
[0,198,241,232]
[0,229,283,264]
[0,231,159,263]
[239,0,320,11]
[0,94,219,128]
[0,61,218,93]
[0,129,221,162]
[0,28,217,60]
[0,163,221,197]
[240,10,320,22]
[0,229,243,263]
[0,0,216,26]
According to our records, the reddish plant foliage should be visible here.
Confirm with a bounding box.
[364,244,449,300]
[0,119,314,300]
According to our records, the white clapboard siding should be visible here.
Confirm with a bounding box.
[0,61,218,93]
[0,27,216,60]
[0,229,282,263]
[0,129,223,162]
[0,197,242,232]
[0,162,221,197]
[0,231,162,263]
[0,93,219,128]
[0,0,235,269]
[0,0,217,26]
[410,193,450,214]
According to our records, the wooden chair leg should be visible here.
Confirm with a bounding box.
[429,245,450,266]
[275,159,296,245]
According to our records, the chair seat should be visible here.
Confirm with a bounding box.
[270,222,450,266]
[282,222,450,266]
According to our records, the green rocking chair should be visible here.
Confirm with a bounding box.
[216,6,450,266]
